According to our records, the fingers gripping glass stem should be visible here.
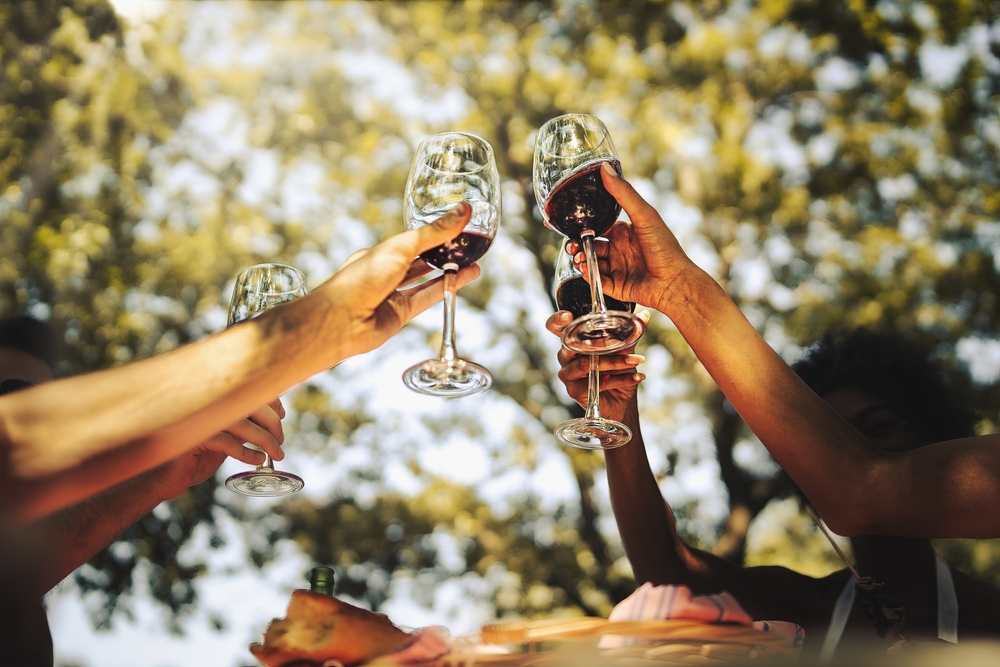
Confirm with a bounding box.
[551,237,633,449]
[554,355,631,450]
[584,232,606,316]
[401,131,499,398]
[560,231,643,355]
[224,263,305,497]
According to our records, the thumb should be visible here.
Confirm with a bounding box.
[389,201,472,259]
[600,162,662,230]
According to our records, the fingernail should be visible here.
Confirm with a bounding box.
[634,373,645,381]
[601,161,617,177]
[626,354,644,365]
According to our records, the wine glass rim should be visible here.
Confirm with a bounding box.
[416,132,495,175]
[235,263,307,294]
[536,114,614,159]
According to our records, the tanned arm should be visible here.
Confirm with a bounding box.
[0,204,480,523]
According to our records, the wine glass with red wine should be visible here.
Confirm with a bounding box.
[533,113,643,355]
[225,263,306,497]
[401,132,500,397]
[553,239,633,449]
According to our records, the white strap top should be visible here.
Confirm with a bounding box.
[818,554,957,664]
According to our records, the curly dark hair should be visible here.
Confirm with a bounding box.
[791,328,977,444]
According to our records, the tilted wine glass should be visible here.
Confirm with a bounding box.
[225,263,306,497]
[552,239,634,449]
[533,113,643,355]
[401,132,501,398]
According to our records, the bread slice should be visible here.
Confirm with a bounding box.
[249,590,412,666]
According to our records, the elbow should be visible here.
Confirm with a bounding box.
[820,512,866,538]
[814,499,881,537]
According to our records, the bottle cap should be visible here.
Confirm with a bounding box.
[309,566,335,596]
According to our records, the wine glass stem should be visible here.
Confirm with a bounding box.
[259,453,275,472]
[584,355,603,421]
[581,231,608,315]
[437,265,460,364]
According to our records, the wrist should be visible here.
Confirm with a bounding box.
[652,263,715,319]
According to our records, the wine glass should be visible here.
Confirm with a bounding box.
[553,239,634,449]
[225,263,306,497]
[533,113,643,355]
[401,132,501,398]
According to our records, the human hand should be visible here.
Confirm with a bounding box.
[568,164,699,315]
[316,202,481,359]
[546,309,650,421]
[155,398,286,500]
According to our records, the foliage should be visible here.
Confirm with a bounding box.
[4,0,1000,659]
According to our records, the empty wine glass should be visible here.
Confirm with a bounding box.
[553,239,633,449]
[225,263,306,497]
[533,113,643,355]
[401,132,501,398]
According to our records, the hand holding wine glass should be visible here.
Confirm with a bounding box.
[401,132,501,398]
[568,163,700,317]
[548,312,648,425]
[225,263,307,497]
[549,241,646,449]
[533,113,643,355]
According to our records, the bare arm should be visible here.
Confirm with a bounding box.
[26,407,284,593]
[547,311,832,624]
[26,473,164,594]
[0,204,480,523]
[580,164,1000,538]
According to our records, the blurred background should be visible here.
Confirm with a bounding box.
[3,0,1000,665]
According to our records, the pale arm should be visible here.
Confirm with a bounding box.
[0,204,480,523]
[26,473,166,594]
[25,409,284,593]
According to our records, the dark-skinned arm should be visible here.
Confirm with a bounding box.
[546,311,828,626]
[575,164,1000,538]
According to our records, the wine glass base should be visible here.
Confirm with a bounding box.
[561,311,644,355]
[554,417,632,450]
[226,469,304,497]
[402,358,492,397]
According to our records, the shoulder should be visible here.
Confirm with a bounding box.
[742,565,853,596]
[732,566,852,627]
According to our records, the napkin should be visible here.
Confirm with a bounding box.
[598,582,805,650]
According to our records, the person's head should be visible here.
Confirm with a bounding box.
[0,316,59,395]
[792,328,977,452]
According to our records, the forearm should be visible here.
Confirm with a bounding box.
[25,471,167,594]
[606,400,684,583]
[0,288,344,521]
[656,269,890,532]
[607,399,743,589]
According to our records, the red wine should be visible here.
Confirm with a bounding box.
[543,159,622,240]
[420,231,493,270]
[555,276,634,319]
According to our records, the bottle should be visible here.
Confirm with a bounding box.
[309,566,335,596]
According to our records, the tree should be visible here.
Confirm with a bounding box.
[6,1,1000,664]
